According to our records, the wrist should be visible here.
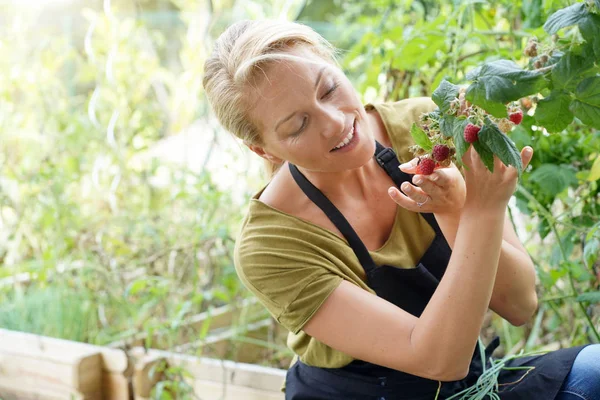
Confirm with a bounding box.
[461,202,506,221]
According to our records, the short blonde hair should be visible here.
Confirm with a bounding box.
[202,20,338,177]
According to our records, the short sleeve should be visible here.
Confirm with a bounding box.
[367,97,438,162]
[234,220,343,334]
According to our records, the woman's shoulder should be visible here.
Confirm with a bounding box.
[366,97,437,162]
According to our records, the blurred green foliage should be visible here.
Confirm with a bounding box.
[0,2,598,388]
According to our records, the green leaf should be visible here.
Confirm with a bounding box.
[439,115,456,138]
[410,123,433,151]
[583,238,600,267]
[543,3,587,34]
[479,121,523,174]
[465,84,507,117]
[570,76,600,129]
[552,51,596,92]
[472,140,495,172]
[465,60,546,116]
[529,164,578,196]
[576,291,600,303]
[432,80,460,114]
[579,13,600,59]
[534,91,574,132]
[588,154,600,181]
[450,118,469,165]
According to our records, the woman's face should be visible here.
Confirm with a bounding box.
[247,46,375,173]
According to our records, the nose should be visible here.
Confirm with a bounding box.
[318,106,345,139]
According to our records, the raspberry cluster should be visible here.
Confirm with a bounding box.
[409,93,524,175]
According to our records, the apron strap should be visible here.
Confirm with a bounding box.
[374,141,443,236]
[288,162,378,273]
[288,140,444,274]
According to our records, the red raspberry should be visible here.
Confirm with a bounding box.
[416,158,436,175]
[509,111,523,125]
[432,144,450,162]
[464,123,481,143]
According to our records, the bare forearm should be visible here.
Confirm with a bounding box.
[411,210,505,378]
[433,210,537,325]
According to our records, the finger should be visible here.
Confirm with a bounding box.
[469,145,488,171]
[412,174,443,197]
[399,157,419,173]
[462,146,475,169]
[400,182,430,204]
[493,153,504,172]
[423,169,450,188]
[521,146,533,169]
[388,187,428,212]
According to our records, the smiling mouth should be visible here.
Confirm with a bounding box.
[330,119,356,152]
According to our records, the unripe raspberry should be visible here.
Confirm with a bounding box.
[416,158,436,175]
[497,119,513,133]
[438,158,452,168]
[524,39,538,57]
[432,144,450,162]
[464,123,481,143]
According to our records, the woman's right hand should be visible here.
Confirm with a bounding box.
[461,145,533,214]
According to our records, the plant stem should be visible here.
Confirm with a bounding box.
[517,184,600,342]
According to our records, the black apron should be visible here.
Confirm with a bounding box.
[284,140,587,400]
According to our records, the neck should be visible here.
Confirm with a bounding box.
[295,156,379,202]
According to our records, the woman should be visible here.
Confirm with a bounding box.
[202,19,600,400]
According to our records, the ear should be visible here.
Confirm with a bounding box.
[247,144,284,165]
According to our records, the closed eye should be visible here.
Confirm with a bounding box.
[321,82,339,100]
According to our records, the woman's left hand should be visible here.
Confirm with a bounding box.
[387,158,466,215]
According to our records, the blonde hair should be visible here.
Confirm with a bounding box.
[202,20,338,178]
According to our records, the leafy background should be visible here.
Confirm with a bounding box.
[0,0,598,388]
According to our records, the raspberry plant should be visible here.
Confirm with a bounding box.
[410,0,600,175]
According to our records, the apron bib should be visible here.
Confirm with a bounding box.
[284,141,586,400]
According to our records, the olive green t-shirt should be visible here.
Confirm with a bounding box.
[234,97,438,370]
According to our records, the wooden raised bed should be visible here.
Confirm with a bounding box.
[0,299,287,399]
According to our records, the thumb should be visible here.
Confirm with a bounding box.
[521,146,534,169]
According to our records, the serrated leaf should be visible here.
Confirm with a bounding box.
[451,118,469,165]
[439,115,456,138]
[570,76,600,129]
[544,3,587,34]
[588,155,600,181]
[465,60,546,116]
[410,123,433,151]
[529,164,578,196]
[432,80,460,114]
[576,291,600,303]
[534,91,574,132]
[465,84,507,117]
[479,121,523,174]
[552,51,596,92]
[472,140,495,172]
[579,13,600,59]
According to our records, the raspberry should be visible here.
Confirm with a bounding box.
[509,111,523,125]
[416,158,436,175]
[432,144,450,162]
[464,123,480,143]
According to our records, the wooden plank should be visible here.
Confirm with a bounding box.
[103,372,131,399]
[0,351,102,394]
[0,329,130,373]
[0,380,84,400]
[132,352,167,398]
[130,347,286,393]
